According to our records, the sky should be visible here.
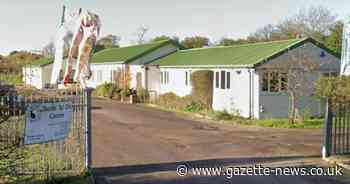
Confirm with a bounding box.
[0,0,349,55]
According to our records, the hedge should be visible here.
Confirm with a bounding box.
[191,70,214,109]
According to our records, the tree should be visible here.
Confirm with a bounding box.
[42,40,55,57]
[135,26,149,44]
[151,35,172,42]
[218,38,249,46]
[325,21,343,56]
[95,34,121,53]
[248,6,338,43]
[181,36,210,49]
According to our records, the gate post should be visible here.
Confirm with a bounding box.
[84,88,93,171]
[323,99,333,159]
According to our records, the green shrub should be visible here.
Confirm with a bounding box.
[93,83,118,99]
[213,110,235,120]
[316,76,350,104]
[158,93,204,112]
[136,88,149,103]
[120,88,131,97]
[191,70,214,109]
[0,73,22,85]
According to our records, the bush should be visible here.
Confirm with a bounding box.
[213,110,235,120]
[191,70,214,109]
[158,93,205,112]
[120,88,131,98]
[316,76,350,108]
[136,88,149,103]
[93,83,118,99]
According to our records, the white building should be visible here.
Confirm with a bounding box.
[150,38,340,119]
[23,40,181,89]
[23,58,53,89]
[87,39,181,89]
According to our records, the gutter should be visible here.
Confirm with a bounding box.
[157,64,255,69]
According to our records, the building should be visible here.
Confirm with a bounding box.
[87,39,181,89]
[23,39,181,89]
[23,58,53,89]
[151,38,340,119]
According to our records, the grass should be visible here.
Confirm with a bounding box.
[147,103,324,129]
[0,73,23,85]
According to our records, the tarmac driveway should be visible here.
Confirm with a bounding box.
[91,98,347,184]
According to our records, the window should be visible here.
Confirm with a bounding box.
[226,72,231,89]
[220,71,226,89]
[262,72,269,92]
[215,72,219,88]
[261,71,288,93]
[185,71,188,86]
[269,72,279,92]
[161,71,170,84]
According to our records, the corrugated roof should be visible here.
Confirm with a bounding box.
[27,58,53,67]
[92,39,177,64]
[152,38,311,67]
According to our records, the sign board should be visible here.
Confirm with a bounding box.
[24,102,73,145]
[341,21,350,75]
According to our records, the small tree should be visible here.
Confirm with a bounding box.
[135,26,149,44]
[191,70,214,109]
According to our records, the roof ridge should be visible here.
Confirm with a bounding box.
[93,39,171,56]
[179,38,307,53]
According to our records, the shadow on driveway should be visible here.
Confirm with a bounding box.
[91,155,348,184]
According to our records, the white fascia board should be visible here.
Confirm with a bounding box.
[91,61,125,65]
[158,64,254,69]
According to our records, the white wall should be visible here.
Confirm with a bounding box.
[129,65,144,89]
[158,67,260,118]
[129,43,178,90]
[212,68,258,118]
[23,66,42,89]
[42,64,53,88]
[159,68,193,97]
[87,63,124,88]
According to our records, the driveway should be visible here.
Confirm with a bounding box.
[91,98,347,184]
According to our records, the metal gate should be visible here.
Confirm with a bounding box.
[323,100,350,157]
[0,87,92,183]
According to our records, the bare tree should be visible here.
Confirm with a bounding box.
[42,40,55,57]
[135,26,149,44]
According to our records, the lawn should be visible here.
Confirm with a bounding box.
[0,73,23,85]
[146,104,324,129]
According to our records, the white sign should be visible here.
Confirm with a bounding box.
[341,21,350,75]
[24,102,73,145]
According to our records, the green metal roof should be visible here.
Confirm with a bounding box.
[92,39,178,64]
[27,58,53,67]
[152,38,325,67]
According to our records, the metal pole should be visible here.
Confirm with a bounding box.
[84,88,92,170]
[323,99,333,159]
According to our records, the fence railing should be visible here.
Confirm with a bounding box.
[323,100,350,157]
[0,87,91,183]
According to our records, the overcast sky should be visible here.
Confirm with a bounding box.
[0,0,349,55]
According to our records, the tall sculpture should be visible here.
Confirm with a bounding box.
[341,20,350,75]
[51,3,101,88]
